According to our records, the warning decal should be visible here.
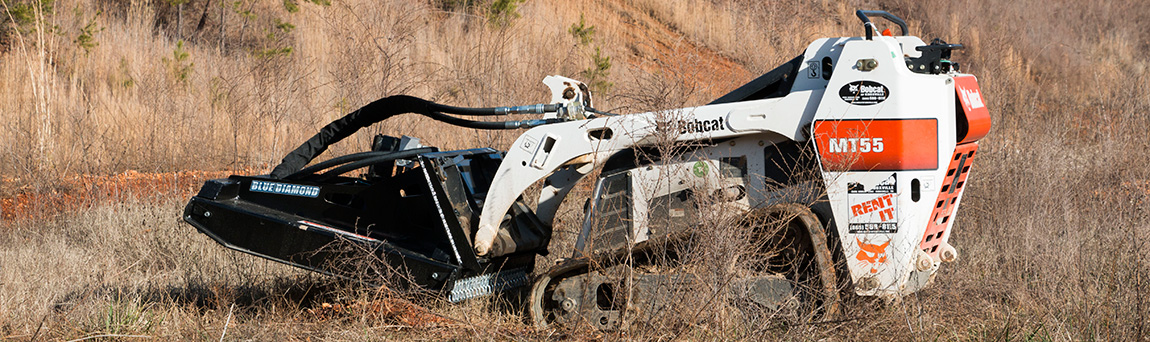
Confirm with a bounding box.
[847,173,898,233]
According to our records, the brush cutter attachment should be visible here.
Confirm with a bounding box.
[185,95,561,302]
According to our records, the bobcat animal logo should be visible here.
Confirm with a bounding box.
[855,238,890,274]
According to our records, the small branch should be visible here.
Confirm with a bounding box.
[220,303,235,342]
[29,313,47,341]
[195,0,212,37]
[65,334,152,342]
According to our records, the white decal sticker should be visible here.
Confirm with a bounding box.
[960,87,985,109]
[520,135,539,152]
[847,173,898,233]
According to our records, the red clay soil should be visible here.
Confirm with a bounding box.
[597,0,753,99]
[0,168,260,221]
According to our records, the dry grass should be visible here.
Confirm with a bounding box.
[0,197,550,340]
[2,0,1149,340]
[0,0,841,179]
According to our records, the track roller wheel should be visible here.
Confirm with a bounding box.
[528,261,585,328]
[753,203,841,317]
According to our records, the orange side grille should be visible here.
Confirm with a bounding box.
[920,142,978,258]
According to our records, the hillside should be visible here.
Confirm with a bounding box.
[2,0,1149,340]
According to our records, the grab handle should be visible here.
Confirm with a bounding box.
[856,10,909,40]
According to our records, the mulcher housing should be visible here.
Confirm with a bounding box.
[185,147,543,302]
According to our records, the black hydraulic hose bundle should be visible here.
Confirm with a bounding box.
[422,110,563,130]
[311,148,436,182]
[427,102,559,116]
[269,95,563,179]
[287,150,402,178]
[284,148,437,181]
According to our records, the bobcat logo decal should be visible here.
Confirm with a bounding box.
[855,238,890,274]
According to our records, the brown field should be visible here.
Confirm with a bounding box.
[2,0,1149,340]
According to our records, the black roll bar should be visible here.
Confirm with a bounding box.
[856,10,909,40]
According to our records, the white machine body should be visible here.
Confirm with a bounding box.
[473,33,990,298]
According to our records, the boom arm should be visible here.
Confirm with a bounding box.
[473,97,811,255]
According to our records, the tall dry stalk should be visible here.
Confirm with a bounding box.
[2,0,55,175]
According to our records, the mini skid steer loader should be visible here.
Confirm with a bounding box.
[183,10,990,328]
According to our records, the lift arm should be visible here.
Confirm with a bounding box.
[473,97,807,255]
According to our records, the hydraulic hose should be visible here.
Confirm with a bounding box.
[284,147,437,181]
[425,110,564,129]
[312,149,438,182]
[428,102,560,116]
[269,95,564,179]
